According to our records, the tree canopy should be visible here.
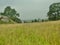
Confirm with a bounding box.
[0,6,21,23]
[47,3,60,20]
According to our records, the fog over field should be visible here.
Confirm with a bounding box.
[0,0,60,20]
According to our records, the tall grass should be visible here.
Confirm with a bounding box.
[0,21,60,45]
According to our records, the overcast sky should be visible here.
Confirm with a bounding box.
[0,0,60,20]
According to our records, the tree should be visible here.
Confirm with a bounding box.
[32,19,39,22]
[0,6,21,23]
[47,3,60,20]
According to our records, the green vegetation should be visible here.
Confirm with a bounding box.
[0,1,60,45]
[47,3,60,21]
[1,3,60,23]
[0,21,60,45]
[0,6,21,23]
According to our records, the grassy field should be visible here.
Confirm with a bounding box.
[0,21,60,45]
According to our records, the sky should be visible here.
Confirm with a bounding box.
[0,0,60,20]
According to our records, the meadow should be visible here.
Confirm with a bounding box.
[0,21,60,45]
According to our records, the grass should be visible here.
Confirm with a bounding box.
[0,21,60,45]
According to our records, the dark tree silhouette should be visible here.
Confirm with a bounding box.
[0,6,21,23]
[47,3,60,20]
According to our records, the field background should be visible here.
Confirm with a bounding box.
[0,21,60,45]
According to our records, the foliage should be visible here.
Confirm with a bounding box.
[12,17,22,23]
[47,3,60,20]
[0,6,21,23]
[32,19,39,22]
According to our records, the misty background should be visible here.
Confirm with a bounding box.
[0,0,60,20]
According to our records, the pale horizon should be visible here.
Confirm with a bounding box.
[0,0,60,20]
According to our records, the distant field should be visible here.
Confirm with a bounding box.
[0,21,60,45]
